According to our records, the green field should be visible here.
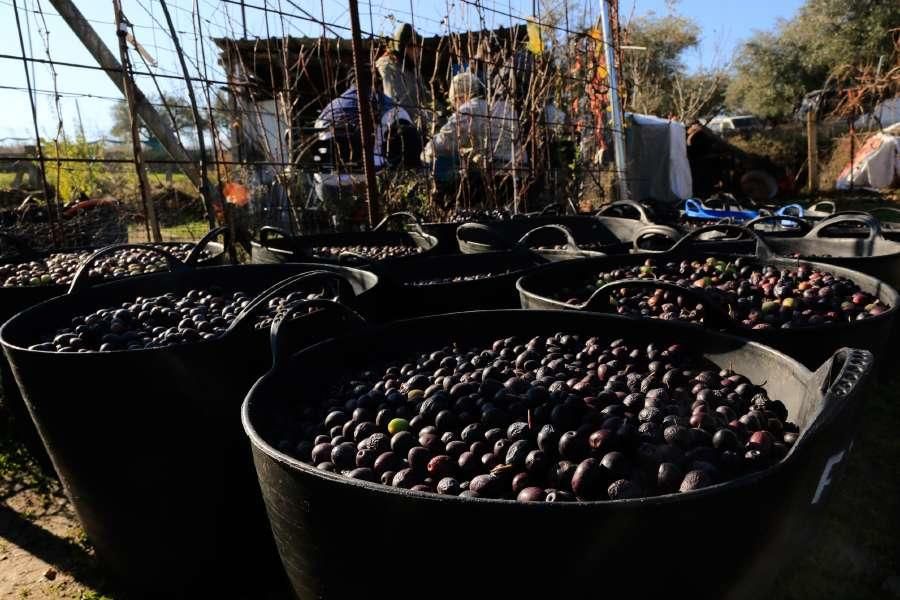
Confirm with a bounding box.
[127,219,209,243]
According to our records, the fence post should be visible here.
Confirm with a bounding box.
[347,0,380,228]
[599,0,629,202]
[806,108,818,192]
[113,0,161,242]
[159,0,218,231]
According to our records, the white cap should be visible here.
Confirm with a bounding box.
[448,72,484,103]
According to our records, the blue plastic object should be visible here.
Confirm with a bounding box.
[683,198,759,222]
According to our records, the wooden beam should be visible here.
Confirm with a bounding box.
[113,0,160,241]
[49,0,203,190]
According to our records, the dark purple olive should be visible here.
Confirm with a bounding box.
[600,451,629,480]
[558,431,588,461]
[516,486,546,502]
[408,446,431,473]
[457,451,481,477]
[571,458,610,500]
[373,451,401,475]
[505,440,532,469]
[391,431,417,456]
[311,442,333,465]
[469,474,500,497]
[331,442,357,470]
[657,462,683,493]
[436,477,461,495]
[663,425,691,449]
[347,468,375,482]
[607,479,640,500]
[511,472,533,494]
[392,468,417,489]
[524,450,549,476]
[679,469,712,492]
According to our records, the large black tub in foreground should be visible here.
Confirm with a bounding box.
[243,309,872,600]
[0,261,380,599]
[0,229,228,472]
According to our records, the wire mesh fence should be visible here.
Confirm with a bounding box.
[0,0,644,247]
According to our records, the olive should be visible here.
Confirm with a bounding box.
[516,486,546,502]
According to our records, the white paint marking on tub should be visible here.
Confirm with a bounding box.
[812,450,846,505]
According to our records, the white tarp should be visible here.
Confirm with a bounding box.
[836,123,900,190]
[238,97,290,167]
[854,97,900,130]
[625,113,693,204]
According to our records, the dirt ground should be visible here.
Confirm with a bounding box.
[0,439,112,600]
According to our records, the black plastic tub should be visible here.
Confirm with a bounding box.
[0,228,228,471]
[753,213,900,290]
[251,214,440,266]
[517,225,899,369]
[456,214,682,257]
[370,249,548,319]
[0,261,380,599]
[243,309,873,600]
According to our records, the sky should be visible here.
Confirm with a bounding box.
[0,0,806,142]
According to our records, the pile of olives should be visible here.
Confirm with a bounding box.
[280,332,795,501]
[404,272,511,287]
[0,244,208,288]
[310,245,423,261]
[29,284,338,353]
[550,257,890,329]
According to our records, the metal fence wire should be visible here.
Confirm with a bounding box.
[1,0,639,244]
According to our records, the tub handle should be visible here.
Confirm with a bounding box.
[537,203,562,216]
[259,225,291,244]
[807,213,883,241]
[231,270,357,333]
[632,225,681,252]
[517,224,581,253]
[745,214,811,234]
[184,226,230,266]
[596,200,652,224]
[793,348,874,479]
[808,200,836,215]
[456,222,514,250]
[584,278,734,328]
[668,223,774,258]
[67,243,187,294]
[373,211,428,238]
[862,206,900,222]
[269,298,367,370]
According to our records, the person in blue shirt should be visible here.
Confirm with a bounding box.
[312,73,421,227]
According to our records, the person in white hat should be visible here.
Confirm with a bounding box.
[422,71,520,172]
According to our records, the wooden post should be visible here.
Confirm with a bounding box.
[347,0,380,228]
[806,109,818,192]
[113,0,160,242]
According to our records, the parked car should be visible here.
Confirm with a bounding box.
[707,115,763,135]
